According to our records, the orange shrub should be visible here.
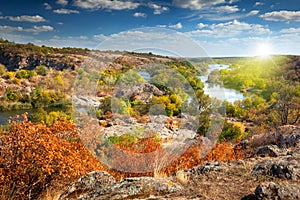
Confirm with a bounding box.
[0,114,103,199]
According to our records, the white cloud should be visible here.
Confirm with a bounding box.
[25,25,54,33]
[56,0,68,6]
[148,3,169,15]
[228,0,239,4]
[53,9,80,14]
[73,0,139,10]
[248,10,259,16]
[97,28,207,57]
[34,36,98,49]
[0,25,24,32]
[280,27,300,34]
[197,23,207,29]
[4,15,46,22]
[260,11,300,22]
[44,3,52,10]
[133,12,147,18]
[214,5,239,13]
[172,0,225,10]
[79,36,88,40]
[186,20,271,38]
[0,25,54,33]
[254,2,264,7]
[200,9,260,21]
[93,34,108,41]
[169,22,182,29]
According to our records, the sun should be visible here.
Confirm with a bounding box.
[257,43,272,57]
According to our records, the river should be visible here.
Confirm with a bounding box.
[0,109,35,125]
[0,107,69,125]
[198,64,244,103]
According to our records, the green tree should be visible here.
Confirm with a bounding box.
[269,81,300,125]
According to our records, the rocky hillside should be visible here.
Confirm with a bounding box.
[58,125,300,200]
[0,39,173,72]
[0,40,89,71]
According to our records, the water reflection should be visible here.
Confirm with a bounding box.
[198,64,244,103]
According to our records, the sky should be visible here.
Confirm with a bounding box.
[0,0,300,57]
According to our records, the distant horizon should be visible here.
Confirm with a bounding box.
[3,39,299,59]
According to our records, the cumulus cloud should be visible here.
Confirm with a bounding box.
[197,23,207,29]
[148,3,169,15]
[4,15,46,22]
[93,34,108,41]
[254,2,264,7]
[169,22,182,29]
[53,9,80,14]
[73,0,139,10]
[280,27,300,34]
[44,3,52,10]
[248,10,259,16]
[260,11,300,22]
[34,35,98,49]
[186,20,271,38]
[0,25,54,33]
[0,25,24,32]
[133,12,147,18]
[56,0,68,6]
[214,5,239,13]
[172,0,225,10]
[25,25,54,33]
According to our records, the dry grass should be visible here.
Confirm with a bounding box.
[166,156,300,200]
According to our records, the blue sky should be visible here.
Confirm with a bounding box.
[0,0,300,57]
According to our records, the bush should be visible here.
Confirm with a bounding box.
[0,115,103,199]
[16,70,36,79]
[219,121,244,142]
[4,71,16,79]
[36,65,48,76]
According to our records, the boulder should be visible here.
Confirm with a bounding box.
[255,145,287,157]
[59,175,182,200]
[252,151,300,180]
[115,83,164,103]
[59,171,116,200]
[242,182,300,200]
[279,127,300,148]
[248,125,300,148]
[175,161,225,182]
[108,177,182,199]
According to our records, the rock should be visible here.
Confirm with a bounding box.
[280,127,300,148]
[59,171,116,200]
[60,175,182,200]
[255,145,287,157]
[175,161,225,181]
[73,95,102,109]
[243,182,300,200]
[108,177,182,199]
[195,161,224,174]
[248,125,300,148]
[115,83,164,103]
[252,153,300,180]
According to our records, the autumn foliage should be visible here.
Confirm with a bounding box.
[0,114,103,199]
[0,114,246,199]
